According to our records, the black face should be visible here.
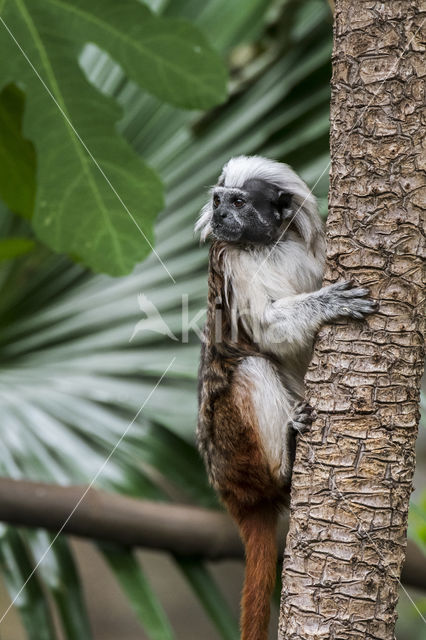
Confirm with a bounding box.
[211,179,292,245]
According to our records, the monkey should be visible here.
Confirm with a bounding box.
[195,156,376,640]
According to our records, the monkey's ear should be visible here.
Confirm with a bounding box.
[277,191,292,214]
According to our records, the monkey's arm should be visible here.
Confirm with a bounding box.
[262,281,376,351]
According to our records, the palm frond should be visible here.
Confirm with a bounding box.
[0,1,334,637]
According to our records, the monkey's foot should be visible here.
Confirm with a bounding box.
[290,401,313,436]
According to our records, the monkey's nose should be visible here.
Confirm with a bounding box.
[220,210,228,219]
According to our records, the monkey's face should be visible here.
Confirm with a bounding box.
[211,179,292,245]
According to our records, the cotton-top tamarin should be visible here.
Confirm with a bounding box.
[196,156,376,640]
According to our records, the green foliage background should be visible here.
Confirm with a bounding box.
[0,0,226,274]
[0,0,424,638]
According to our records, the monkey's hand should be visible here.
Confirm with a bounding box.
[261,281,377,354]
[319,280,377,321]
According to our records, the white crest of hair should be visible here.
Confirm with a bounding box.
[219,155,305,192]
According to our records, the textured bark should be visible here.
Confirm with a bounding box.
[279,2,425,639]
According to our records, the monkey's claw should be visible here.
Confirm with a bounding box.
[290,401,313,436]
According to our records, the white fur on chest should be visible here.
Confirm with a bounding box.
[225,237,323,478]
[223,236,323,353]
[224,236,322,305]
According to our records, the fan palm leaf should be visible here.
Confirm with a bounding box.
[0,1,334,638]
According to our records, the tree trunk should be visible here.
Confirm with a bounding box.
[279,2,425,639]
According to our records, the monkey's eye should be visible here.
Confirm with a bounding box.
[233,198,245,208]
[213,195,220,208]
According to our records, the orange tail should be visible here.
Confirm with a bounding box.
[238,504,278,640]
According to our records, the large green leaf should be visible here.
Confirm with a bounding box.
[0,0,227,275]
[43,0,227,110]
[0,84,35,219]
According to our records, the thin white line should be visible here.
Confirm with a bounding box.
[292,423,426,624]
[0,16,176,284]
[253,16,425,280]
[0,356,176,625]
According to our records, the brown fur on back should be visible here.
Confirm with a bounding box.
[197,242,287,640]
[197,242,284,498]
